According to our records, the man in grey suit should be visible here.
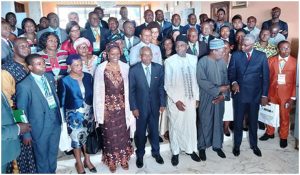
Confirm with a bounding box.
[1,93,31,173]
[123,21,140,51]
[129,46,166,168]
[16,54,62,173]
[1,21,14,64]
[37,13,68,45]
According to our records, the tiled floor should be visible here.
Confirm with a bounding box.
[56,130,299,174]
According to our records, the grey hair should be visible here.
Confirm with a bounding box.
[68,12,79,17]
[244,34,256,44]
[139,46,152,56]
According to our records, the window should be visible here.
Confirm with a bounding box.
[57,5,141,29]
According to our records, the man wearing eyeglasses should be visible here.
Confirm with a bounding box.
[259,41,296,148]
[228,34,270,157]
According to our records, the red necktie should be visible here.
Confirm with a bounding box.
[247,52,251,61]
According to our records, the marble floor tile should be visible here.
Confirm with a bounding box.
[56,130,299,174]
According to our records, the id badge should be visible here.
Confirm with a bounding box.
[93,42,100,51]
[277,74,286,85]
[46,95,57,109]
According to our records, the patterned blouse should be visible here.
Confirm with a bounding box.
[253,42,278,58]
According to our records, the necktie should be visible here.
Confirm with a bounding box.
[192,43,197,55]
[128,38,132,49]
[145,66,151,87]
[94,28,100,42]
[7,39,13,49]
[202,36,207,43]
[279,58,286,71]
[41,76,51,97]
[247,52,251,61]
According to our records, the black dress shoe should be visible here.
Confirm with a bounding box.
[84,164,97,173]
[198,149,206,161]
[232,147,240,157]
[280,139,288,148]
[259,133,274,141]
[159,136,164,142]
[252,147,262,157]
[136,158,144,168]
[213,148,226,158]
[152,154,164,164]
[171,154,179,166]
[189,152,200,162]
[243,127,249,131]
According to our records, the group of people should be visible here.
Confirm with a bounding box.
[1,4,297,174]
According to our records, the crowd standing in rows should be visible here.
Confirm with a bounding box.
[1,5,297,174]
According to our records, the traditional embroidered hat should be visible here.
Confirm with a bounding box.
[209,38,225,49]
[175,34,188,44]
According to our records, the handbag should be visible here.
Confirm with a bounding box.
[59,122,73,152]
[86,123,102,154]
[258,103,280,127]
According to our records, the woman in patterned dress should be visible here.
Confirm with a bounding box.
[93,42,134,173]
[57,54,96,174]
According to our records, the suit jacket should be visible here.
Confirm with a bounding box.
[37,27,68,44]
[1,93,21,166]
[84,20,109,30]
[124,36,140,50]
[129,62,166,118]
[157,20,172,40]
[82,26,110,55]
[135,23,147,37]
[182,24,201,35]
[187,41,209,60]
[163,25,185,38]
[1,39,14,64]
[57,72,93,115]
[228,49,270,103]
[268,55,296,101]
[16,73,62,141]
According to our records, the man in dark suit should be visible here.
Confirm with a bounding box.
[37,13,68,45]
[82,11,109,56]
[5,12,24,36]
[129,46,166,168]
[94,6,109,29]
[155,9,172,40]
[182,13,201,35]
[123,21,140,51]
[135,9,154,37]
[163,14,185,38]
[16,54,62,173]
[186,28,208,60]
[199,21,215,45]
[1,93,31,173]
[228,34,269,157]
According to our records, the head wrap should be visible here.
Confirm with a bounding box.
[73,37,91,49]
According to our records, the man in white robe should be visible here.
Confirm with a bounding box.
[164,35,200,166]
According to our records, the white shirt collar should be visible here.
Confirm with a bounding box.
[278,55,289,62]
[31,72,43,80]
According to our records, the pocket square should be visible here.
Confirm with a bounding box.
[154,77,158,79]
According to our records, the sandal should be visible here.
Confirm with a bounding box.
[108,163,116,173]
[121,162,129,170]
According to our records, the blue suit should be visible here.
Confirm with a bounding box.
[228,49,269,149]
[1,93,21,173]
[129,62,166,158]
[157,20,172,41]
[16,73,62,173]
[82,26,110,56]
[163,25,185,38]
